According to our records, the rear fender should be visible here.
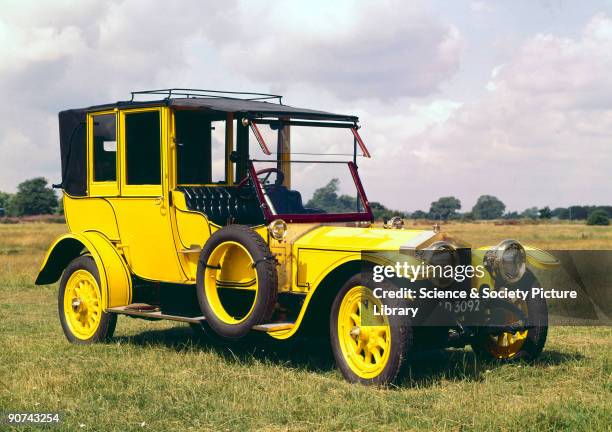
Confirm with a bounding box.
[35,232,132,309]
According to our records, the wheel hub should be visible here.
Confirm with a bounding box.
[71,297,84,313]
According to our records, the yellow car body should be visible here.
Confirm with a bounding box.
[36,89,559,384]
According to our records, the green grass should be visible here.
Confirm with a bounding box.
[0,223,610,431]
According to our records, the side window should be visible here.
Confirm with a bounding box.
[211,120,227,183]
[175,112,229,185]
[176,111,211,184]
[92,114,117,182]
[125,111,161,185]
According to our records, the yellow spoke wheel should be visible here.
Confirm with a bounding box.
[338,286,391,379]
[63,269,103,340]
[58,256,116,344]
[472,274,548,362]
[484,303,529,359]
[330,274,412,385]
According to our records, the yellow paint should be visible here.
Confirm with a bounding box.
[87,110,119,197]
[525,246,560,269]
[173,194,211,248]
[63,268,103,340]
[118,107,164,197]
[64,194,119,241]
[294,226,435,251]
[109,197,186,282]
[338,285,391,379]
[278,121,291,187]
[203,241,258,324]
[37,232,131,309]
[38,100,561,349]
[482,300,529,359]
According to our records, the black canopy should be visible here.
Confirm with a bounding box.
[58,93,358,196]
[71,97,357,122]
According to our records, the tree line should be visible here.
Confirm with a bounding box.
[420,195,610,225]
[1,177,609,226]
[306,180,610,226]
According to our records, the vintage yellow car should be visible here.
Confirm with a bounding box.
[36,89,558,385]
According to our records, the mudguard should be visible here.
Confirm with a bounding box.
[524,245,560,269]
[473,244,560,270]
[35,231,132,309]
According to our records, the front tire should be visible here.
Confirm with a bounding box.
[471,272,548,361]
[58,256,117,344]
[330,274,412,385]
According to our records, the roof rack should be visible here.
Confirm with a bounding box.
[130,88,283,104]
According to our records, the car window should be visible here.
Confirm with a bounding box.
[125,111,161,185]
[176,111,212,184]
[92,113,117,182]
[175,111,227,185]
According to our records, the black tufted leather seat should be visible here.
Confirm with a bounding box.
[177,186,265,226]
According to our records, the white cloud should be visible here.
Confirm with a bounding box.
[218,1,464,100]
[0,1,609,216]
[377,13,612,212]
[0,0,462,193]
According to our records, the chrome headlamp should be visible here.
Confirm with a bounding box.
[484,239,526,284]
[268,219,288,241]
[417,241,458,288]
[384,216,404,229]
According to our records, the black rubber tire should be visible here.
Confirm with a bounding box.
[196,225,277,340]
[471,272,548,362]
[330,273,413,386]
[58,255,117,344]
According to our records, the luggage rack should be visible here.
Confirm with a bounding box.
[130,88,284,104]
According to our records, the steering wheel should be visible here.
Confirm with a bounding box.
[237,168,285,188]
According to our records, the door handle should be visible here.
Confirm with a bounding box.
[154,197,163,206]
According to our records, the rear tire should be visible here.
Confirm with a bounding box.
[330,274,412,385]
[58,255,117,344]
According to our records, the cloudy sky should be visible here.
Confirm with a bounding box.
[1,0,611,212]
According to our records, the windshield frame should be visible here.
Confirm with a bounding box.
[247,160,373,223]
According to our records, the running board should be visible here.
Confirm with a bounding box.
[252,322,294,332]
[106,306,204,324]
[107,305,294,332]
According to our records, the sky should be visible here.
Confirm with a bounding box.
[1,0,611,213]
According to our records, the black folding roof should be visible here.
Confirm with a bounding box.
[71,89,358,122]
[57,89,360,197]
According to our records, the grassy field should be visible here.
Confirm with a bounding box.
[0,222,610,431]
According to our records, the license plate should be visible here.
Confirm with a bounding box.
[442,299,480,314]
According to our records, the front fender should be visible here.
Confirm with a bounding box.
[35,231,132,309]
[524,245,560,270]
[472,244,560,270]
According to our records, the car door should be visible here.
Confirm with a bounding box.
[108,107,186,282]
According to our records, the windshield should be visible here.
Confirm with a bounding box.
[249,160,371,223]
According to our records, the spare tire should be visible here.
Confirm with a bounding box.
[196,225,277,339]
